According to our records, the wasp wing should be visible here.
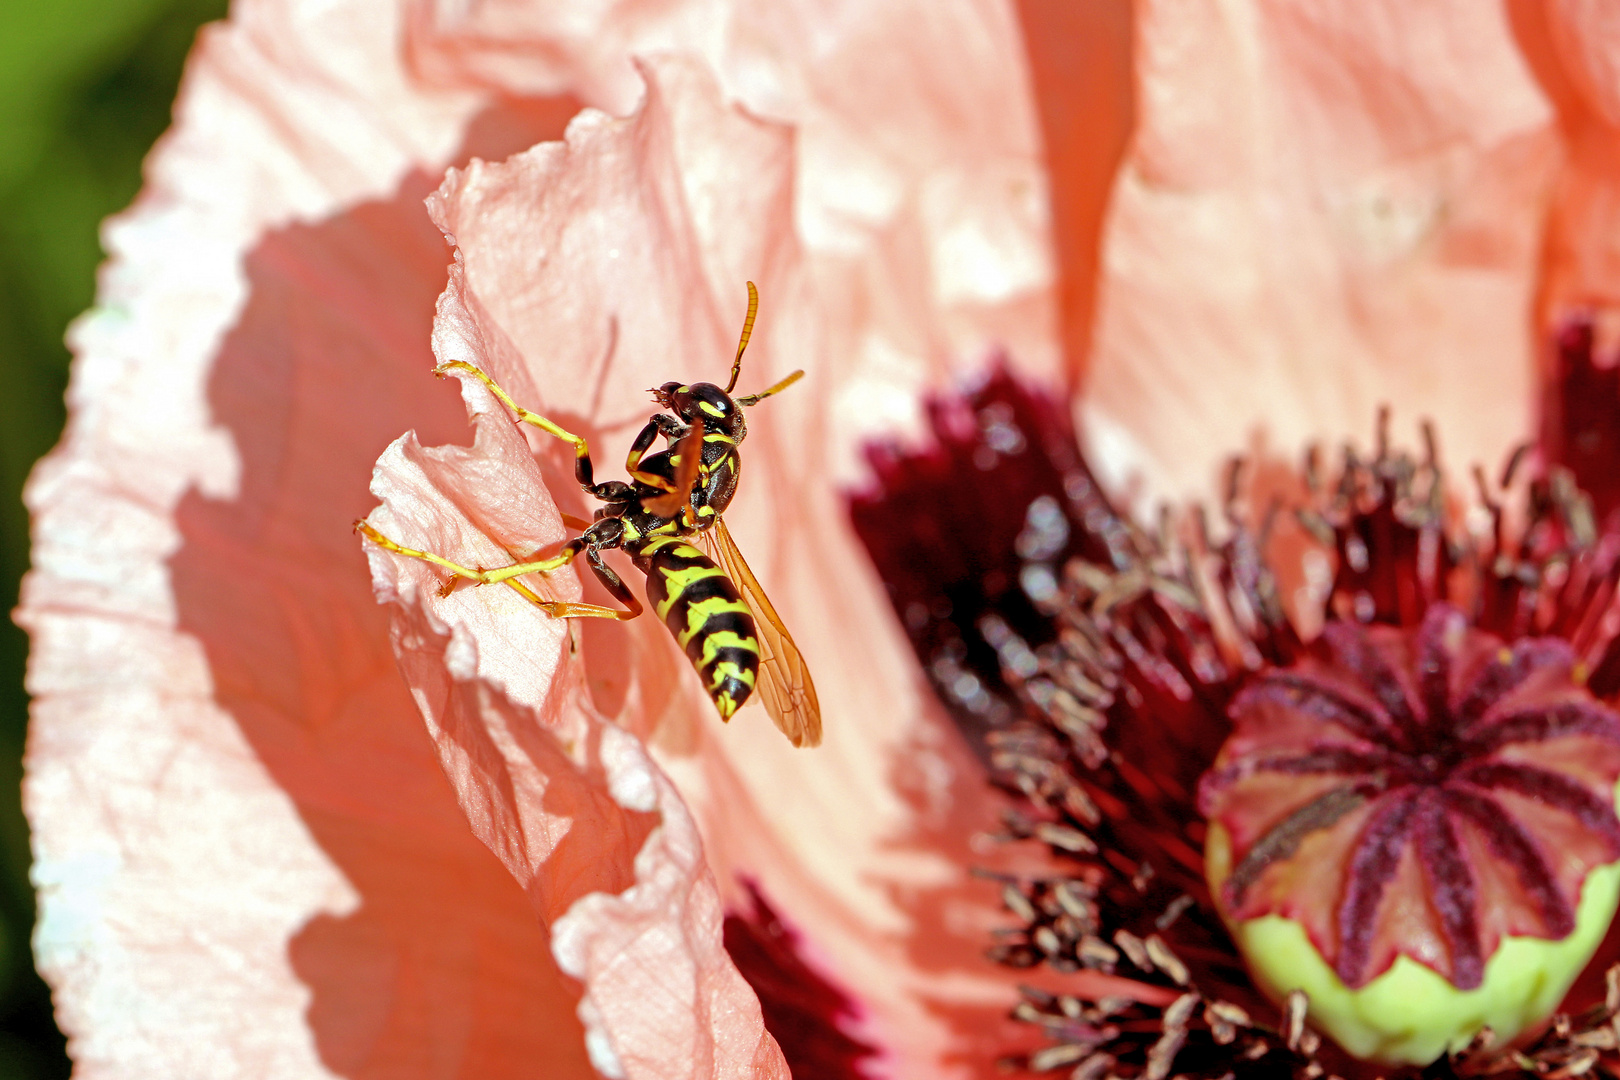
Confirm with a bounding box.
[695,519,823,748]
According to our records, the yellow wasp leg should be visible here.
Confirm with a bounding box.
[639,424,706,520]
[625,453,681,495]
[623,417,703,500]
[435,360,594,471]
[354,520,639,620]
[355,519,571,596]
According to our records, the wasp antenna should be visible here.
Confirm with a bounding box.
[723,281,759,394]
[736,368,804,407]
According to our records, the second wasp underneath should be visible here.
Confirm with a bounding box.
[357,282,821,749]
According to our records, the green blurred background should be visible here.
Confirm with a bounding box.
[0,0,228,1074]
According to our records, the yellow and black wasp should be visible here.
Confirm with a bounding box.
[357,283,822,748]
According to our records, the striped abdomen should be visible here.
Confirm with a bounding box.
[632,535,759,717]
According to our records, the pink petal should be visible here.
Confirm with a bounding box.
[407,0,1064,441]
[1085,2,1560,506]
[21,2,599,1074]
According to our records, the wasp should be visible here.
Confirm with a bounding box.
[357,283,822,748]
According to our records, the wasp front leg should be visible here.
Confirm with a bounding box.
[435,360,621,499]
[623,417,682,492]
[627,417,705,521]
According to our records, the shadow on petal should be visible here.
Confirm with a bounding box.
[1014,0,1136,386]
[168,97,602,1079]
[881,723,1046,1074]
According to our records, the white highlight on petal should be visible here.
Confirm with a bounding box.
[601,725,659,814]
[921,163,1052,306]
[584,1022,627,1080]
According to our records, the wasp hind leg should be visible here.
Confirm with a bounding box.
[355,519,642,620]
[483,541,642,620]
[544,547,644,621]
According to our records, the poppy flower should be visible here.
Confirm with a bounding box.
[19,3,1620,1080]
[855,4,1620,1075]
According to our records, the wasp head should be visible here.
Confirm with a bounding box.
[650,381,747,439]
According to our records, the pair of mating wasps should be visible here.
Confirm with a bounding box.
[358,284,822,748]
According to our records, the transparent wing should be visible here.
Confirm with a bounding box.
[695,520,823,748]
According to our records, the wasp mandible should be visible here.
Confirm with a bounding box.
[357,283,822,748]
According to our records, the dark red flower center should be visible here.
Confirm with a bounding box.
[723,881,877,1078]
[847,330,1620,1075]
